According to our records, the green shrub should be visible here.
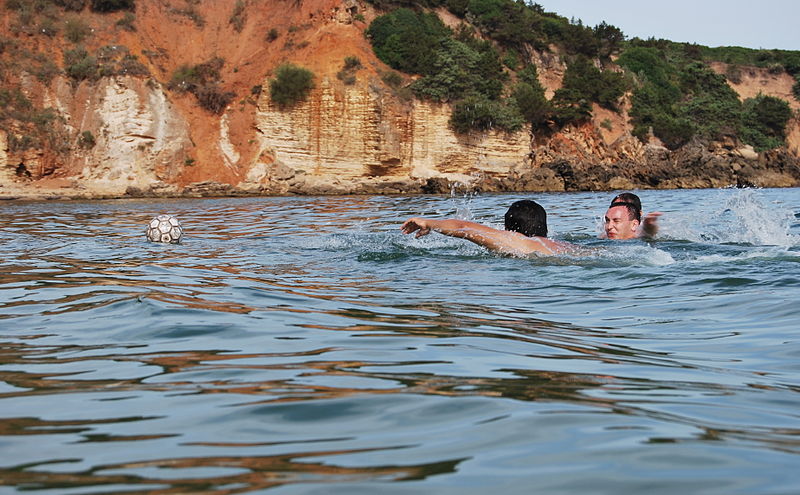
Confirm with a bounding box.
[64,17,91,43]
[269,63,315,107]
[168,58,232,113]
[724,65,743,84]
[0,88,33,119]
[337,56,361,85]
[53,0,87,11]
[366,8,450,75]
[118,54,149,76]
[411,37,505,102]
[8,134,37,152]
[168,57,223,92]
[90,0,135,12]
[31,108,57,129]
[502,49,519,70]
[550,56,626,123]
[411,38,478,101]
[266,28,279,42]
[462,0,545,50]
[343,56,362,70]
[78,130,96,148]
[593,21,624,59]
[31,58,61,83]
[39,18,58,37]
[229,0,246,32]
[64,47,98,81]
[738,94,792,151]
[617,45,758,148]
[336,70,356,85]
[512,81,551,128]
[170,6,203,27]
[116,12,136,31]
[449,93,523,133]
[381,70,403,88]
[194,84,235,114]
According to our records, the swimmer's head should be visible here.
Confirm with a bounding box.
[604,203,640,239]
[610,192,642,222]
[505,200,547,237]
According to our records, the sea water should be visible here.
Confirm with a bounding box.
[0,187,798,494]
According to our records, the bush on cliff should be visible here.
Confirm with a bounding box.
[411,37,505,102]
[269,63,315,108]
[366,8,450,75]
[513,81,549,126]
[621,48,736,147]
[52,0,89,11]
[619,43,795,151]
[91,0,135,12]
[168,58,235,114]
[64,47,99,82]
[547,56,627,127]
[738,94,793,151]
[555,56,627,111]
[512,65,551,129]
[449,93,523,133]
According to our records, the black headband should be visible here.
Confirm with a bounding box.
[610,201,640,211]
[609,201,641,221]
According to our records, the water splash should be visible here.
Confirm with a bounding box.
[663,188,798,248]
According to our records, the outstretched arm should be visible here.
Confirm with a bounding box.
[401,217,555,255]
[640,212,662,238]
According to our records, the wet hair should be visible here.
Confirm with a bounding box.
[610,192,642,222]
[609,202,641,222]
[505,200,547,237]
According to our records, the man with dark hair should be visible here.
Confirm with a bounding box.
[401,200,574,256]
[611,192,642,215]
[504,199,547,237]
[604,192,660,240]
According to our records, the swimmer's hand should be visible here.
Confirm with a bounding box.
[401,217,432,238]
[641,211,662,238]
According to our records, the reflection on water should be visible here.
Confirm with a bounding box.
[1,189,799,493]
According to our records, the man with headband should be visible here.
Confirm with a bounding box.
[603,192,660,240]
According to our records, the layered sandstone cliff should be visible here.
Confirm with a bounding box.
[243,78,533,195]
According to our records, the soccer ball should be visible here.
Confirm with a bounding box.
[146,214,183,244]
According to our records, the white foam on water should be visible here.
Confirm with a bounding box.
[688,246,797,264]
[663,188,798,248]
[589,244,676,266]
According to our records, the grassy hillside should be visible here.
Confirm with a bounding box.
[364,0,799,151]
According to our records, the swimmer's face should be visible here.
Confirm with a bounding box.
[604,205,639,240]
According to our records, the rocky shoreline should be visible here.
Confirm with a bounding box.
[3,142,799,201]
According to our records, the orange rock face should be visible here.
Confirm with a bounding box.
[0,0,798,199]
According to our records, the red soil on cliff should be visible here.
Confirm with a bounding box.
[1,0,385,186]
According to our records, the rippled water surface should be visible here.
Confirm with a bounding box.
[1,188,799,494]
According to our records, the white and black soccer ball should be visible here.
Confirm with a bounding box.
[146,214,183,244]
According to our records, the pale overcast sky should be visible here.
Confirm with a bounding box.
[534,0,800,51]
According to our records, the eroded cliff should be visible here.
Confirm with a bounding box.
[0,0,798,200]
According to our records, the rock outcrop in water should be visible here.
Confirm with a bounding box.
[0,0,799,200]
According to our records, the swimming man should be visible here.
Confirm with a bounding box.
[604,192,660,240]
[401,200,576,256]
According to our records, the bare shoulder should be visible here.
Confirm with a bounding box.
[537,237,588,255]
[503,233,566,256]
